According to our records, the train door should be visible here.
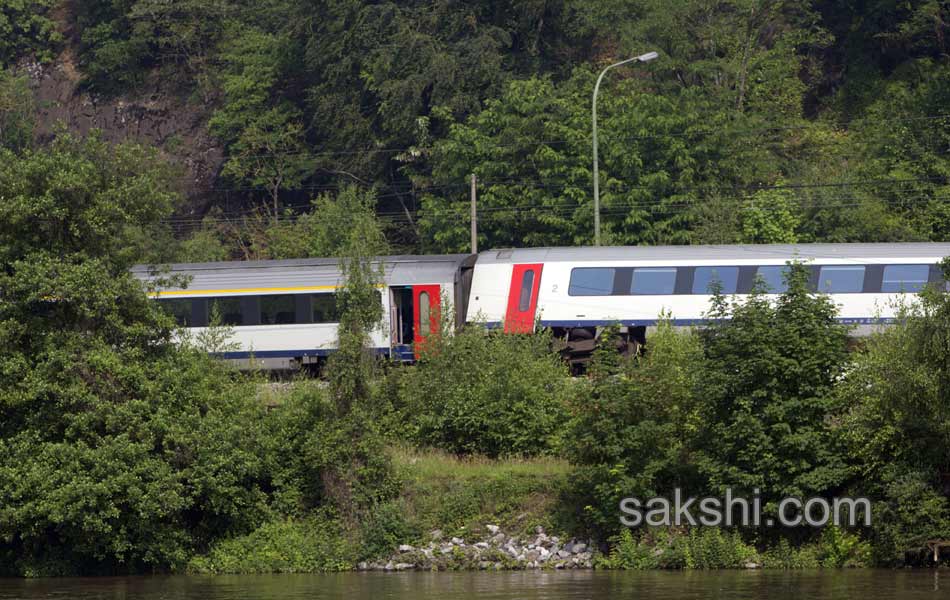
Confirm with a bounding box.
[412,284,440,358]
[504,264,543,333]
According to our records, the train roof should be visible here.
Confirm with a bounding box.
[478,243,950,265]
[132,254,474,294]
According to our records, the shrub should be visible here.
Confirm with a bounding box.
[761,538,820,569]
[682,528,757,569]
[187,513,353,574]
[564,321,705,537]
[393,324,572,457]
[358,500,421,561]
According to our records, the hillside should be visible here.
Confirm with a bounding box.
[1,0,948,258]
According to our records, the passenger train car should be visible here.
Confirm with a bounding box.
[135,243,950,369]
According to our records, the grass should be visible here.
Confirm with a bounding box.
[379,445,574,545]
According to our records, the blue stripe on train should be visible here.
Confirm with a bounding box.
[485,317,896,328]
[218,318,895,360]
[219,345,415,361]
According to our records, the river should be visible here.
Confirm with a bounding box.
[0,570,947,599]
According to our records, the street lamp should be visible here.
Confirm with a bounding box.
[592,51,659,246]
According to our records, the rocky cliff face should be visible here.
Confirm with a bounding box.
[21,46,223,215]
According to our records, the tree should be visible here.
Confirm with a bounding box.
[0,0,61,66]
[0,133,277,574]
[564,321,705,536]
[210,23,313,220]
[836,258,950,561]
[695,264,853,506]
[290,186,398,520]
[0,68,33,152]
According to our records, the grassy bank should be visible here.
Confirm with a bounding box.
[187,447,572,574]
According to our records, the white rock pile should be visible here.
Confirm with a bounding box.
[357,525,594,571]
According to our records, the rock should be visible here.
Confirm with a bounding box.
[526,550,540,562]
[551,536,560,544]
[486,524,500,534]
[474,542,489,549]
[451,537,464,545]
[563,541,575,553]
[357,561,369,571]
[491,533,507,545]
[430,529,443,540]
[538,547,551,560]
[394,563,413,571]
[744,562,761,569]
[398,544,414,552]
[440,545,454,555]
[557,550,570,558]
[478,561,491,570]
[572,543,588,554]
[384,561,394,571]
[535,525,545,534]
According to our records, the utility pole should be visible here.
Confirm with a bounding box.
[592,51,659,246]
[470,173,478,254]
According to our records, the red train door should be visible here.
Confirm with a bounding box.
[504,264,543,333]
[413,284,440,358]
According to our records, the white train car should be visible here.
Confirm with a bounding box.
[133,254,475,369]
[466,243,950,363]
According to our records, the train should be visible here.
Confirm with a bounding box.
[132,242,950,370]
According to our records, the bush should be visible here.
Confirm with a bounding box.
[358,500,421,561]
[599,527,757,570]
[564,321,705,537]
[760,538,820,569]
[392,324,572,457]
[682,528,757,569]
[187,513,353,574]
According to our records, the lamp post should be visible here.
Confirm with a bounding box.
[592,51,659,246]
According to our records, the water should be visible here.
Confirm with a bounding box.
[0,570,945,599]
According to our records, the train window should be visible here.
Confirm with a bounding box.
[818,266,865,293]
[208,297,243,326]
[419,292,431,336]
[312,294,341,323]
[518,270,535,311]
[157,298,192,327]
[755,266,789,293]
[568,268,615,296]
[692,267,739,294]
[260,295,296,325]
[882,265,929,293]
[630,268,677,295]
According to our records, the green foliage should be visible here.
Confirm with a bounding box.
[760,538,821,569]
[387,446,572,547]
[682,528,758,570]
[564,321,705,536]
[741,186,800,244]
[392,324,572,458]
[0,0,61,66]
[599,527,757,570]
[696,263,853,505]
[834,260,950,561]
[187,514,353,574]
[358,500,421,561]
[210,22,311,217]
[0,133,281,573]
[815,526,872,568]
[0,68,34,152]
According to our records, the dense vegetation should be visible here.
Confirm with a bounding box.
[2,1,948,255]
[1,0,950,576]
